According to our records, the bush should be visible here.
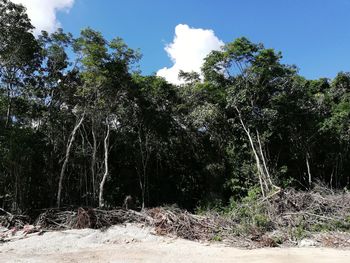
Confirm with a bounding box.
[227,187,273,234]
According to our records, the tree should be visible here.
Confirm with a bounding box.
[1,2,350,212]
[0,0,41,127]
[73,28,141,207]
[203,38,295,196]
[0,0,43,211]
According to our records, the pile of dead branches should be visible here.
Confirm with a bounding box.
[1,186,349,247]
[0,206,236,243]
[0,208,30,228]
[34,207,150,230]
[146,207,231,240]
[32,206,232,241]
[267,186,350,230]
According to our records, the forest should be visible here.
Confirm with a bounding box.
[0,0,349,214]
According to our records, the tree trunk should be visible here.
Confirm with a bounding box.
[137,125,150,210]
[138,170,145,210]
[56,113,85,208]
[5,86,12,128]
[306,152,312,189]
[235,107,268,197]
[256,130,276,188]
[91,124,97,203]
[99,119,110,208]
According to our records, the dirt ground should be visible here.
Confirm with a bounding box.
[1,224,349,263]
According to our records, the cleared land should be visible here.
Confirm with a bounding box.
[1,224,350,263]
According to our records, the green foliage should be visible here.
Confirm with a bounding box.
[0,0,350,216]
[228,187,272,233]
[291,225,309,240]
[211,234,223,242]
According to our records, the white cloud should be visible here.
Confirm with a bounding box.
[157,24,224,85]
[11,0,75,35]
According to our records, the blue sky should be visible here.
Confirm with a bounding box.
[20,0,350,81]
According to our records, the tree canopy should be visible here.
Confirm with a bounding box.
[0,0,349,212]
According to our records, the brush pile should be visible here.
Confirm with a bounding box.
[0,206,234,242]
[267,186,350,231]
[34,208,150,230]
[0,208,30,229]
[33,207,233,241]
[1,186,350,247]
[146,207,233,240]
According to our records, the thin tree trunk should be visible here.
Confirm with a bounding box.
[14,168,18,212]
[91,124,97,203]
[99,119,110,208]
[5,99,11,127]
[137,125,150,210]
[235,107,268,197]
[5,87,12,128]
[330,168,334,190]
[306,152,312,189]
[56,113,85,208]
[79,129,88,205]
[138,170,145,210]
[256,130,275,187]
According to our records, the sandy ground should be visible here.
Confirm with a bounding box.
[1,224,350,263]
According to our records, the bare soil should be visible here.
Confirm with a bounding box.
[1,224,349,263]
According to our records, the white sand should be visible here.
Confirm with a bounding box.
[1,224,349,263]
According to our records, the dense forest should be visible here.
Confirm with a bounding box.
[0,0,349,213]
